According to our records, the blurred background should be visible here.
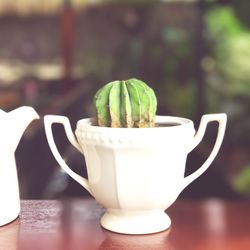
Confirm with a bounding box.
[1,0,250,199]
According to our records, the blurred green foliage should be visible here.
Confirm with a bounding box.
[206,5,250,196]
[206,6,250,97]
[205,6,250,141]
[233,166,250,196]
[231,0,250,29]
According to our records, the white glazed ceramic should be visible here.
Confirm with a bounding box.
[0,106,39,226]
[44,114,227,234]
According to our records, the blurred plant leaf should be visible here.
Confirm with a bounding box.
[205,6,250,108]
[233,166,250,196]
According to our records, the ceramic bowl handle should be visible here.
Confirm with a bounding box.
[183,113,227,189]
[44,115,92,195]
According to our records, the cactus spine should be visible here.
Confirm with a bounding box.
[94,78,157,128]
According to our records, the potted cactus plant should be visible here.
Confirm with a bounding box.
[94,78,157,128]
[44,78,227,234]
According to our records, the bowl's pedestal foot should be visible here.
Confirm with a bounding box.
[100,209,171,235]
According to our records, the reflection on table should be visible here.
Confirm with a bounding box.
[0,198,249,250]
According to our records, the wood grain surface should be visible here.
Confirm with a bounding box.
[0,198,249,250]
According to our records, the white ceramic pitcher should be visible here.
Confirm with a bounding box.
[0,106,39,226]
[44,113,227,234]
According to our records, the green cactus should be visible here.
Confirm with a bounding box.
[94,78,157,128]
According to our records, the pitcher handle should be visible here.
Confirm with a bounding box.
[44,115,92,195]
[183,113,227,189]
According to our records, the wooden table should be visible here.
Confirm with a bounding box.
[0,198,249,250]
